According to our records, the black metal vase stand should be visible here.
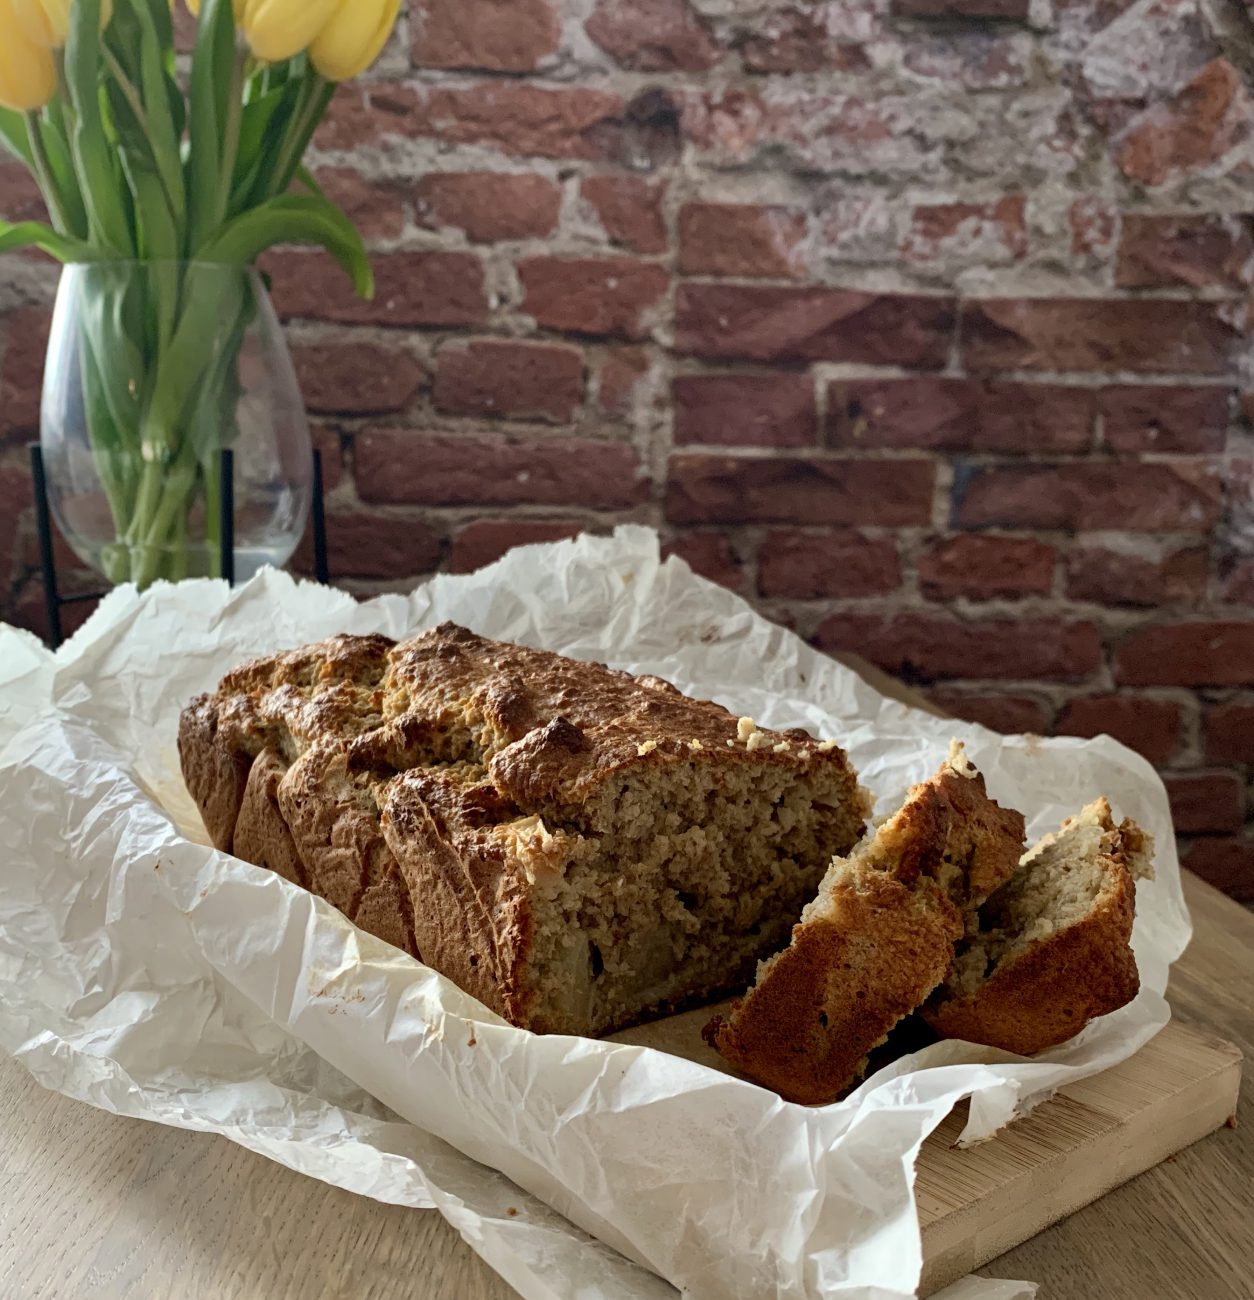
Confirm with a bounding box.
[28,443,330,649]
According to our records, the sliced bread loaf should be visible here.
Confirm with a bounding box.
[704,743,1026,1105]
[921,798,1153,1055]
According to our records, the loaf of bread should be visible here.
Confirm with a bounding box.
[921,798,1153,1054]
[179,623,870,1036]
[704,743,1027,1105]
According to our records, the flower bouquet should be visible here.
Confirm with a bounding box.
[0,0,400,585]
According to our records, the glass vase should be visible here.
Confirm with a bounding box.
[40,261,312,589]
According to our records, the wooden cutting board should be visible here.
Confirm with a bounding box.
[617,1011,1242,1295]
[916,1019,1242,1294]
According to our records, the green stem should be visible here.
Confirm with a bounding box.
[23,112,70,235]
[101,47,182,229]
[217,48,247,227]
[270,73,333,199]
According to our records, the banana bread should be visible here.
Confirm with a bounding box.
[921,798,1153,1054]
[704,743,1026,1105]
[179,623,870,1036]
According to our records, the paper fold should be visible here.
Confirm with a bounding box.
[0,527,1188,1299]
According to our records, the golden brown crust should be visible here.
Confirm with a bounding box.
[232,747,308,889]
[920,893,1139,1055]
[706,747,1025,1104]
[180,623,863,1008]
[177,694,255,853]
[707,873,962,1105]
[921,806,1145,1054]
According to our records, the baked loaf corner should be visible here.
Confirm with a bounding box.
[921,798,1153,1055]
[179,623,870,1036]
[704,742,1026,1105]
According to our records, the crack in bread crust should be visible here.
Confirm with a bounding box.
[180,623,869,1032]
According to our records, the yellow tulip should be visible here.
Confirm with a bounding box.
[11,0,113,47]
[0,4,57,110]
[235,0,339,63]
[309,0,400,82]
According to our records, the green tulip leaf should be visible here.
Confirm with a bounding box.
[0,109,34,169]
[198,193,374,299]
[0,220,98,263]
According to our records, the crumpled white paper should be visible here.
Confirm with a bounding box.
[0,526,1189,1300]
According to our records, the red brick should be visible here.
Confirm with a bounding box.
[675,285,954,367]
[433,339,583,424]
[1181,838,1254,902]
[1205,701,1254,761]
[662,533,746,591]
[0,306,51,442]
[312,427,344,493]
[737,12,869,74]
[963,298,1238,375]
[519,257,669,341]
[919,535,1056,601]
[586,0,720,71]
[956,463,1222,533]
[1165,772,1244,835]
[413,0,560,72]
[1116,60,1250,187]
[580,176,668,255]
[672,373,817,448]
[265,251,488,329]
[1222,559,1254,605]
[757,530,900,599]
[1069,197,1118,257]
[319,513,442,580]
[0,465,32,587]
[316,84,423,151]
[925,691,1050,734]
[1115,622,1254,686]
[1054,694,1181,763]
[894,0,1028,15]
[450,519,584,573]
[10,580,98,645]
[678,203,807,278]
[829,378,1095,454]
[414,173,561,244]
[667,455,935,526]
[356,431,648,509]
[902,196,1027,264]
[814,613,1102,683]
[1099,385,1229,454]
[412,84,626,161]
[0,160,46,223]
[902,32,1028,90]
[313,169,405,242]
[1116,214,1253,291]
[1067,545,1209,607]
[292,342,425,415]
[596,348,651,418]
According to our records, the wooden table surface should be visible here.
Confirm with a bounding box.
[0,870,1248,1300]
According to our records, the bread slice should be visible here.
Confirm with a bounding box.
[704,743,1026,1105]
[921,798,1153,1055]
[179,623,870,1036]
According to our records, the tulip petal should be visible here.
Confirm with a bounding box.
[0,9,58,110]
[309,0,400,82]
[241,0,340,63]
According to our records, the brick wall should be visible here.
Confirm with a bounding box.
[2,0,1253,900]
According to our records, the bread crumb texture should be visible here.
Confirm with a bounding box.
[180,624,869,1037]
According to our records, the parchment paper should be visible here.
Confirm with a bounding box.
[0,526,1188,1299]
